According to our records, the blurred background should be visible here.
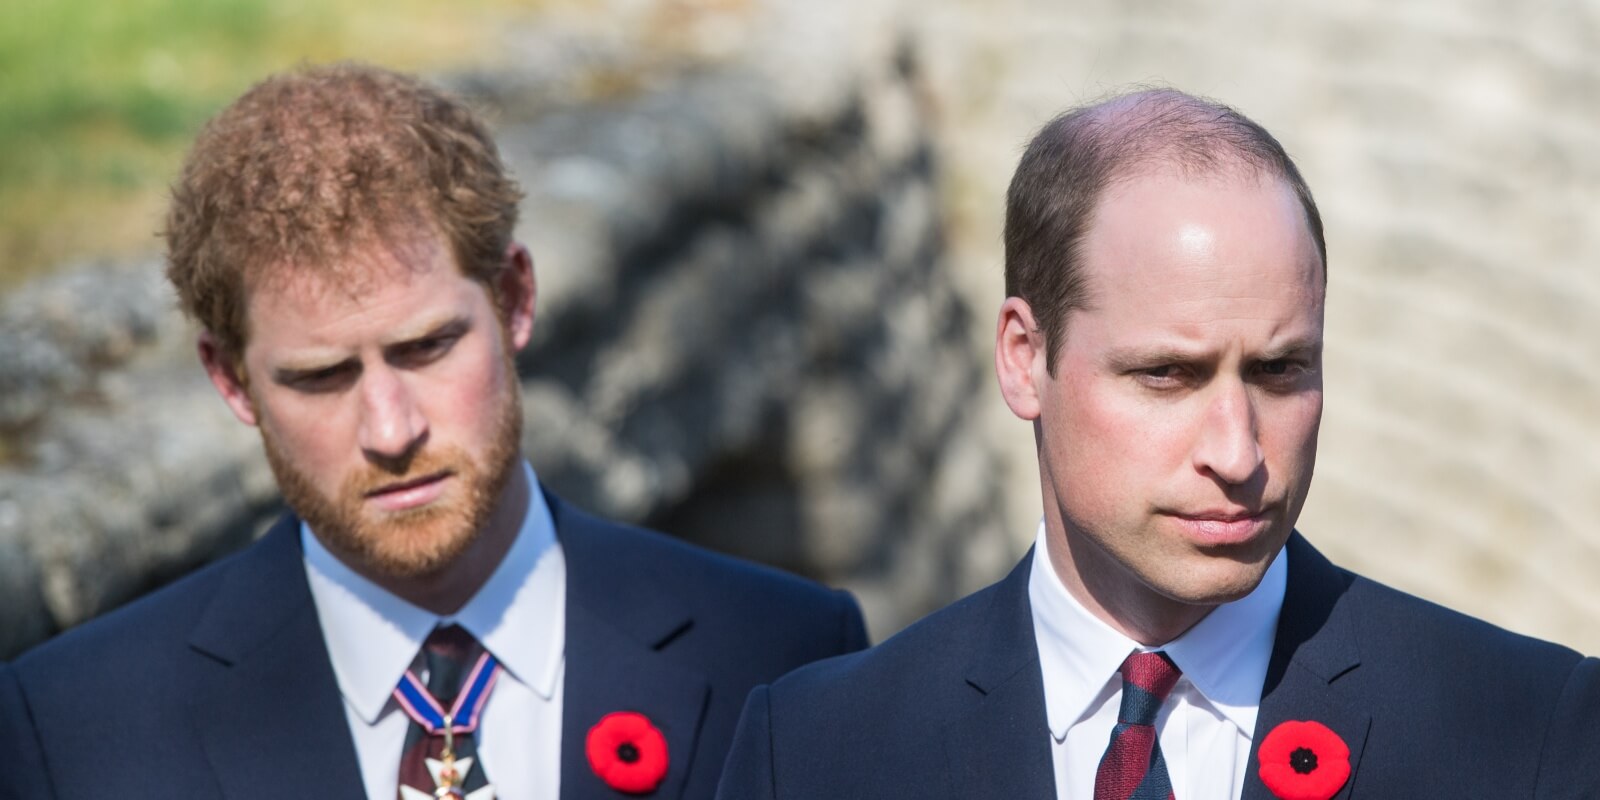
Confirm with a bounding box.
[1,0,1597,658]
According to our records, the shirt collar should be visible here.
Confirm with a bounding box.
[1029,519,1286,739]
[303,460,565,724]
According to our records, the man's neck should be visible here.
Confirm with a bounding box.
[364,463,530,616]
[1041,520,1217,647]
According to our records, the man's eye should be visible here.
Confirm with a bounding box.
[1133,365,1188,388]
[395,335,457,365]
[1255,359,1314,388]
[288,366,354,392]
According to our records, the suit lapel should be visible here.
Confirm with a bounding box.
[553,493,708,800]
[943,548,1056,799]
[1242,533,1371,800]
[187,516,367,799]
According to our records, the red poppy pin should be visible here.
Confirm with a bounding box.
[1258,720,1351,800]
[587,711,670,795]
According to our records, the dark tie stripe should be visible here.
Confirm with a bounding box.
[1094,651,1181,800]
[1131,745,1174,800]
[1118,684,1165,725]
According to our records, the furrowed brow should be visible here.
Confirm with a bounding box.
[1257,336,1322,361]
[271,355,357,383]
[384,314,471,347]
[1104,345,1207,371]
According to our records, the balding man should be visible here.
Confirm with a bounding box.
[715,89,1600,799]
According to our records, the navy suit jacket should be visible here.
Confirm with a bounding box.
[0,490,867,799]
[717,533,1600,798]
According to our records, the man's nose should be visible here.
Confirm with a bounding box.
[357,366,427,466]
[1193,380,1264,485]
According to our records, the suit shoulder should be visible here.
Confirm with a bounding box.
[555,497,868,699]
[562,500,855,613]
[5,532,279,732]
[13,515,305,688]
[14,543,245,677]
[770,573,1005,698]
[1345,571,1582,668]
[1290,535,1584,678]
[1330,567,1590,730]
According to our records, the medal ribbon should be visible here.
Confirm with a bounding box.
[392,651,502,734]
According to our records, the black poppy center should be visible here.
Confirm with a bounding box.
[617,742,641,763]
[1290,747,1319,774]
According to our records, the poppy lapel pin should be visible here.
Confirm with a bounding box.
[587,711,670,795]
[1258,720,1351,800]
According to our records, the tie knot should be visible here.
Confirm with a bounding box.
[418,624,485,701]
[424,624,479,661]
[1116,651,1181,726]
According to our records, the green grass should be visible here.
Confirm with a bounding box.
[0,0,542,288]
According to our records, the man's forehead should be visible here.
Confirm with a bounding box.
[237,237,476,352]
[1085,170,1318,274]
[245,232,455,308]
[1057,167,1324,339]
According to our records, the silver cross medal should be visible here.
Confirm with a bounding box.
[399,715,496,800]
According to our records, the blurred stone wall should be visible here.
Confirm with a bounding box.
[3,0,1597,660]
[906,0,1600,653]
[0,4,1014,658]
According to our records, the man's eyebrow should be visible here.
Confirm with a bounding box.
[1257,336,1323,361]
[1102,336,1323,370]
[385,314,471,347]
[271,355,357,382]
[268,316,474,380]
[1103,345,1205,371]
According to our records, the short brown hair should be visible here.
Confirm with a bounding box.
[1003,88,1326,373]
[165,62,523,356]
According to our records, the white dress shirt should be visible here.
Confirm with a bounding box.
[303,460,566,800]
[1029,521,1286,800]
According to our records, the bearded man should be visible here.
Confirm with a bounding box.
[0,63,865,800]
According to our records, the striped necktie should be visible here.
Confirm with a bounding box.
[1094,650,1182,800]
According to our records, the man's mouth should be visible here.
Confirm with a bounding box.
[1166,508,1272,545]
[364,471,453,512]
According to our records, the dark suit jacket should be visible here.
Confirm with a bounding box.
[0,490,868,799]
[716,533,1600,798]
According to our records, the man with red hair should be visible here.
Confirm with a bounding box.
[0,63,865,800]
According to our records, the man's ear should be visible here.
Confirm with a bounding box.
[995,296,1047,421]
[497,242,537,352]
[198,332,259,427]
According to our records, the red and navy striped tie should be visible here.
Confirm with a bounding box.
[1094,651,1182,800]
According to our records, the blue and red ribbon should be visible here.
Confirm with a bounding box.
[392,651,501,734]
